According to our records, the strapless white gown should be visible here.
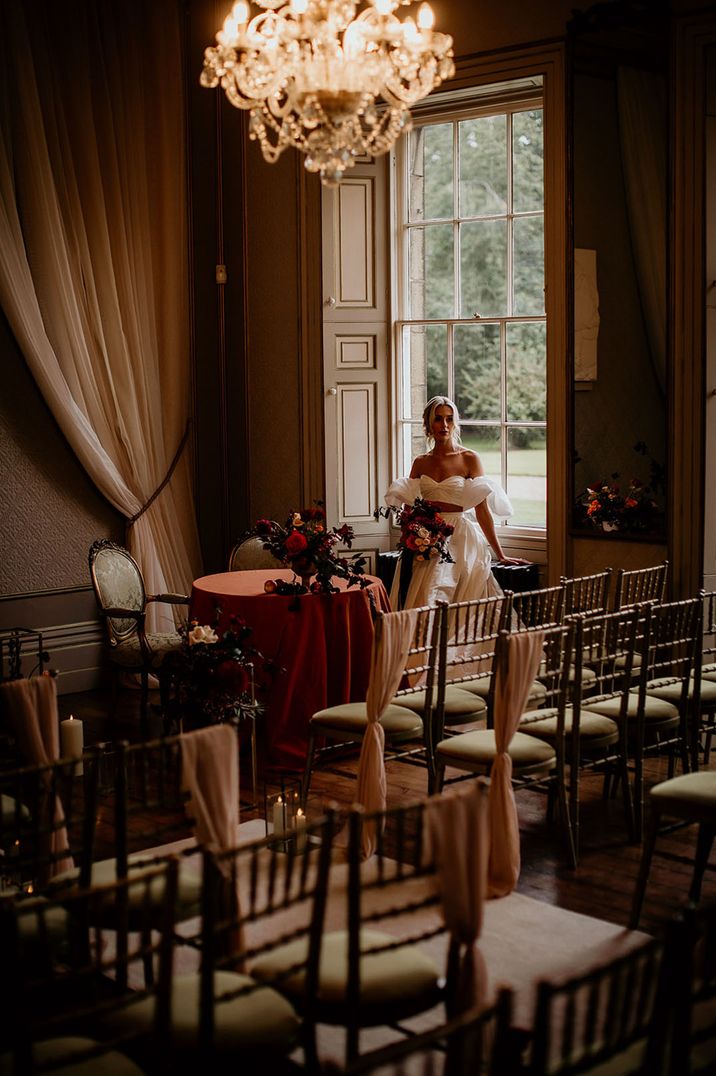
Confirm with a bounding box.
[384,474,513,610]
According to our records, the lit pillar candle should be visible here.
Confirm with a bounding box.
[295,807,307,851]
[60,714,84,776]
[273,795,286,837]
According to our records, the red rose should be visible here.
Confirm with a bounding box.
[285,531,308,556]
[214,660,250,695]
[254,518,274,534]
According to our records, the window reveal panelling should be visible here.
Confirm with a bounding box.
[337,178,374,307]
[338,383,377,521]
[336,335,376,368]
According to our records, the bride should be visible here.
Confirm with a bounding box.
[385,396,527,610]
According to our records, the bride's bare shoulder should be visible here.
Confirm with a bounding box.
[460,449,484,477]
[409,453,432,478]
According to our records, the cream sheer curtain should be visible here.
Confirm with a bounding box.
[0,0,200,626]
[617,66,667,394]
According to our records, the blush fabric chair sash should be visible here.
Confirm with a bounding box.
[0,676,73,875]
[488,630,544,898]
[355,608,419,859]
[180,723,242,952]
[426,780,489,1015]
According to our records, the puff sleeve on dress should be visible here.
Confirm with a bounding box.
[460,477,513,520]
[384,477,421,508]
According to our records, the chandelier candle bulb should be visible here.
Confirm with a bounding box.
[60,715,84,777]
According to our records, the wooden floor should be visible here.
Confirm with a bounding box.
[58,685,716,938]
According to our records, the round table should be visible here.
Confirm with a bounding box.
[190,570,390,769]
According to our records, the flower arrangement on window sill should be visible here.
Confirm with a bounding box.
[251,505,368,594]
[163,615,275,732]
[575,476,663,535]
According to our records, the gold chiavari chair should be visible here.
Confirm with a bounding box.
[253,795,487,1067]
[522,607,640,860]
[585,598,701,841]
[560,568,613,616]
[302,606,441,805]
[612,559,668,610]
[524,936,666,1076]
[694,590,716,767]
[433,623,578,867]
[0,859,179,1076]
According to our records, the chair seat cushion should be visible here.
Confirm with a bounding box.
[436,730,556,769]
[459,678,548,706]
[0,1038,145,1076]
[703,662,716,683]
[539,664,597,688]
[583,693,679,724]
[649,772,716,821]
[521,707,619,743]
[103,971,300,1054]
[392,685,486,720]
[51,851,201,923]
[251,929,440,1009]
[109,632,182,669]
[645,677,716,707]
[310,704,422,737]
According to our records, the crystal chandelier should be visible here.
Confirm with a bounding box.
[200,0,455,186]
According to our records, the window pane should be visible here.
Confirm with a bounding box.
[402,324,448,419]
[460,425,501,484]
[409,423,426,463]
[409,124,454,222]
[507,322,546,422]
[409,224,454,319]
[512,110,543,213]
[459,115,507,217]
[507,426,546,527]
[513,216,544,315]
[454,323,501,421]
[460,220,507,317]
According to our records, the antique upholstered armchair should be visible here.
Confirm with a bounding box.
[89,539,189,737]
[228,531,283,571]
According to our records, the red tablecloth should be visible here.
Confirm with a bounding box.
[190,570,390,770]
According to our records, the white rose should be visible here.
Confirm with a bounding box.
[188,624,218,646]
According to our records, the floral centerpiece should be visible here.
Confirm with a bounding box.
[576,475,661,534]
[252,505,368,594]
[163,615,274,731]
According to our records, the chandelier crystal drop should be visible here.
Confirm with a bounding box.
[200,0,455,186]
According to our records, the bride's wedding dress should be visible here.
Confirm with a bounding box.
[384,474,513,610]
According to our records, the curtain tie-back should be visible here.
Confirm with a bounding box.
[125,420,190,536]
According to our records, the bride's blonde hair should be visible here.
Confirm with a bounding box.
[423,396,462,448]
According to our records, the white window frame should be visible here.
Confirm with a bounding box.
[390,84,548,560]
